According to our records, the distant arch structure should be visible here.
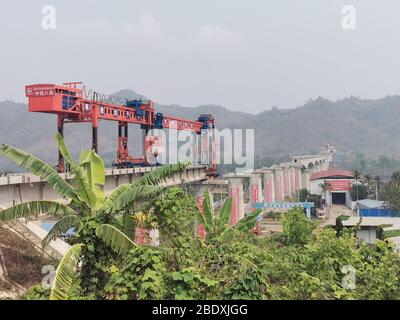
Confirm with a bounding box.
[221,144,337,221]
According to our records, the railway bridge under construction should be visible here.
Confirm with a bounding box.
[0,147,334,225]
[0,82,335,227]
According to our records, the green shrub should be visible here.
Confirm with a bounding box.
[335,215,350,236]
[377,224,393,240]
[20,284,50,300]
[281,208,315,245]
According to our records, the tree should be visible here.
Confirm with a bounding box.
[352,169,362,201]
[375,175,382,200]
[0,133,190,295]
[350,184,368,202]
[193,191,262,240]
[298,188,309,202]
[0,133,186,245]
[381,183,400,216]
[391,171,400,187]
[50,244,83,300]
[318,182,331,204]
[281,207,314,245]
[364,174,372,198]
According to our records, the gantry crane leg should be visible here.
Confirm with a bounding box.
[57,114,65,173]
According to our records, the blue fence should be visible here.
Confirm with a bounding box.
[359,208,397,217]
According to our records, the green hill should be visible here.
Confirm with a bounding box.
[1,92,400,176]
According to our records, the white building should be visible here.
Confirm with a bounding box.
[342,217,400,246]
[309,169,355,207]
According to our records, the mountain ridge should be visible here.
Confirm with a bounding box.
[1,90,400,174]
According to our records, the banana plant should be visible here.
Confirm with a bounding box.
[95,223,175,265]
[194,191,262,239]
[0,133,190,247]
[96,224,138,255]
[50,243,83,300]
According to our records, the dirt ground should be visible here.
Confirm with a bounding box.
[0,224,58,299]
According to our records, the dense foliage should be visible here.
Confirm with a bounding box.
[3,139,400,300]
[54,196,400,300]
[14,185,400,300]
[350,184,368,202]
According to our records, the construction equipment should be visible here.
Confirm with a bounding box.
[25,82,216,175]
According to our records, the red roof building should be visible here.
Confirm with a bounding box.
[310,169,353,181]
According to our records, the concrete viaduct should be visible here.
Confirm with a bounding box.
[0,145,335,225]
[0,165,208,210]
[204,146,336,223]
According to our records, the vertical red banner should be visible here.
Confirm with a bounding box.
[196,195,206,239]
[268,180,272,202]
[230,187,239,225]
[265,179,272,203]
[251,185,258,211]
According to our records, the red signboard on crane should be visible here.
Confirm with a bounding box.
[25,85,56,97]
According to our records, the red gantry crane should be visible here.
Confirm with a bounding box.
[25,82,217,176]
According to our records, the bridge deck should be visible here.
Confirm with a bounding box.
[0,165,208,186]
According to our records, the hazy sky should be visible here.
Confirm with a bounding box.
[1,0,400,113]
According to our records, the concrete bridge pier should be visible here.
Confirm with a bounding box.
[227,177,245,225]
[274,168,284,201]
[262,170,276,203]
[249,174,263,211]
[302,169,311,192]
[294,166,302,192]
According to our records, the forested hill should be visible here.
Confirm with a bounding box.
[1,92,400,175]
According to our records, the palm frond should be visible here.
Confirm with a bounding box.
[41,215,79,248]
[78,149,105,187]
[0,144,78,201]
[231,209,262,233]
[96,224,137,255]
[54,132,76,166]
[50,243,83,300]
[202,191,214,228]
[102,185,164,213]
[78,149,105,210]
[219,197,232,228]
[55,133,105,210]
[0,201,76,222]
[133,162,190,186]
[194,207,207,231]
[122,211,135,239]
[70,165,98,210]
[189,195,207,232]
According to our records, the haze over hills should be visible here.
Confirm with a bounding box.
[1,90,400,176]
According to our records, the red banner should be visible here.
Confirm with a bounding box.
[326,179,352,191]
[25,85,55,97]
[251,185,258,211]
[230,187,239,225]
